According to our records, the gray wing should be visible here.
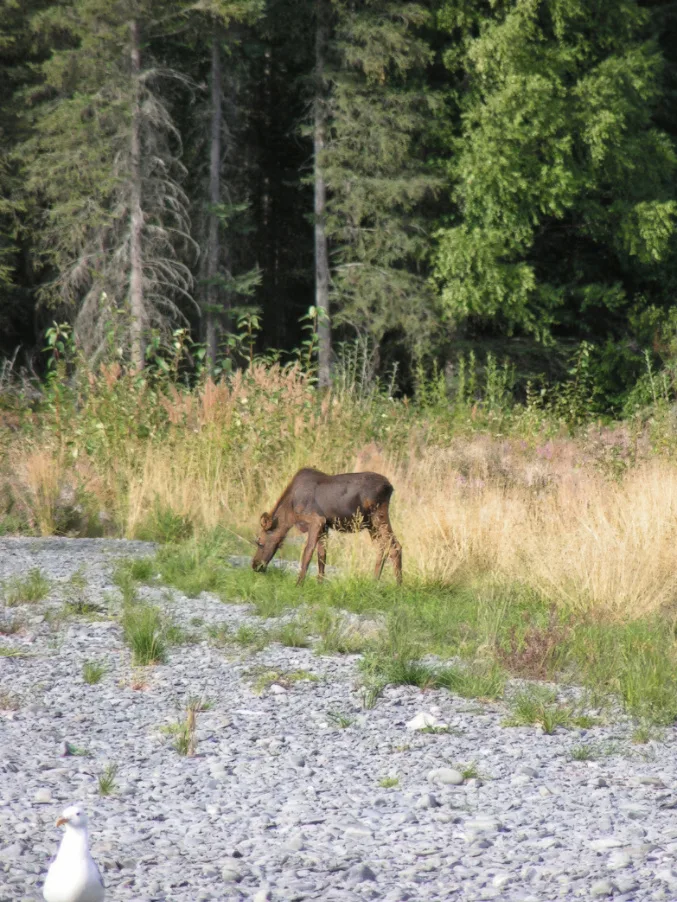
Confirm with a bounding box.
[92,856,105,887]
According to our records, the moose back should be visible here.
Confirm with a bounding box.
[251,468,402,584]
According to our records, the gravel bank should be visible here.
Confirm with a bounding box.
[1,538,677,902]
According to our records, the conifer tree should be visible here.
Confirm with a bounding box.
[322,0,440,359]
[183,0,264,373]
[314,0,331,387]
[24,0,197,368]
[0,0,54,349]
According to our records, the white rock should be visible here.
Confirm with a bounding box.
[464,816,502,834]
[511,774,532,786]
[590,878,614,897]
[607,851,631,871]
[589,837,624,852]
[428,768,464,786]
[406,712,448,731]
[221,866,241,883]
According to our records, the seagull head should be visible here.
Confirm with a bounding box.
[55,805,88,830]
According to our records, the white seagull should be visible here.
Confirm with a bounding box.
[43,805,105,902]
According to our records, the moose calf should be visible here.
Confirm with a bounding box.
[252,467,402,585]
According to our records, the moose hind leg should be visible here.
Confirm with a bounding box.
[317,529,328,582]
[370,502,402,584]
[389,532,403,584]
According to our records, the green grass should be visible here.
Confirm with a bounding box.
[570,744,597,761]
[0,646,26,657]
[311,608,374,655]
[360,680,384,710]
[134,499,193,544]
[503,687,576,733]
[82,660,107,684]
[133,536,677,725]
[457,761,481,780]
[2,569,51,606]
[124,557,157,582]
[63,742,90,757]
[121,604,167,666]
[233,624,270,650]
[98,763,118,796]
[112,565,140,606]
[632,722,664,744]
[0,690,21,710]
[248,668,319,694]
[64,569,104,615]
[327,710,355,729]
[206,623,231,645]
[378,776,399,788]
[275,620,311,648]
[0,613,23,635]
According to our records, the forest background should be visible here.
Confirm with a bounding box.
[1,0,677,408]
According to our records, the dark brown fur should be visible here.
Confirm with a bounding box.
[252,468,402,584]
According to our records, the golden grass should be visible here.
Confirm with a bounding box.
[3,364,677,619]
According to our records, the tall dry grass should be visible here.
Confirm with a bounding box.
[3,362,677,619]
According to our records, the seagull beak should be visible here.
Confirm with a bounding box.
[55,816,68,827]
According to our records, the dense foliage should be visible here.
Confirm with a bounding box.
[1,0,676,409]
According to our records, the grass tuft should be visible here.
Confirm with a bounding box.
[82,660,107,685]
[0,690,21,710]
[378,776,399,789]
[457,761,482,780]
[248,667,318,694]
[63,741,90,757]
[632,722,664,744]
[2,569,51,606]
[112,565,140,606]
[275,620,311,648]
[64,569,103,616]
[570,744,597,761]
[121,604,167,666]
[503,687,576,734]
[166,697,207,756]
[233,624,269,650]
[98,763,118,796]
[327,710,355,729]
[135,498,193,544]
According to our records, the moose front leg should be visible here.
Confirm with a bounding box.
[297,516,326,585]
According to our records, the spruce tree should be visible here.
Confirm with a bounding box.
[322,0,441,359]
[0,0,54,351]
[180,0,264,374]
[23,0,197,368]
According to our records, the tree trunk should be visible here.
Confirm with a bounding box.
[205,33,222,375]
[314,0,331,388]
[129,19,145,371]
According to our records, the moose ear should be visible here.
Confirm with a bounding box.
[260,512,273,530]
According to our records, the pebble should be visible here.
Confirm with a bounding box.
[415,793,441,810]
[346,863,377,884]
[1,537,676,902]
